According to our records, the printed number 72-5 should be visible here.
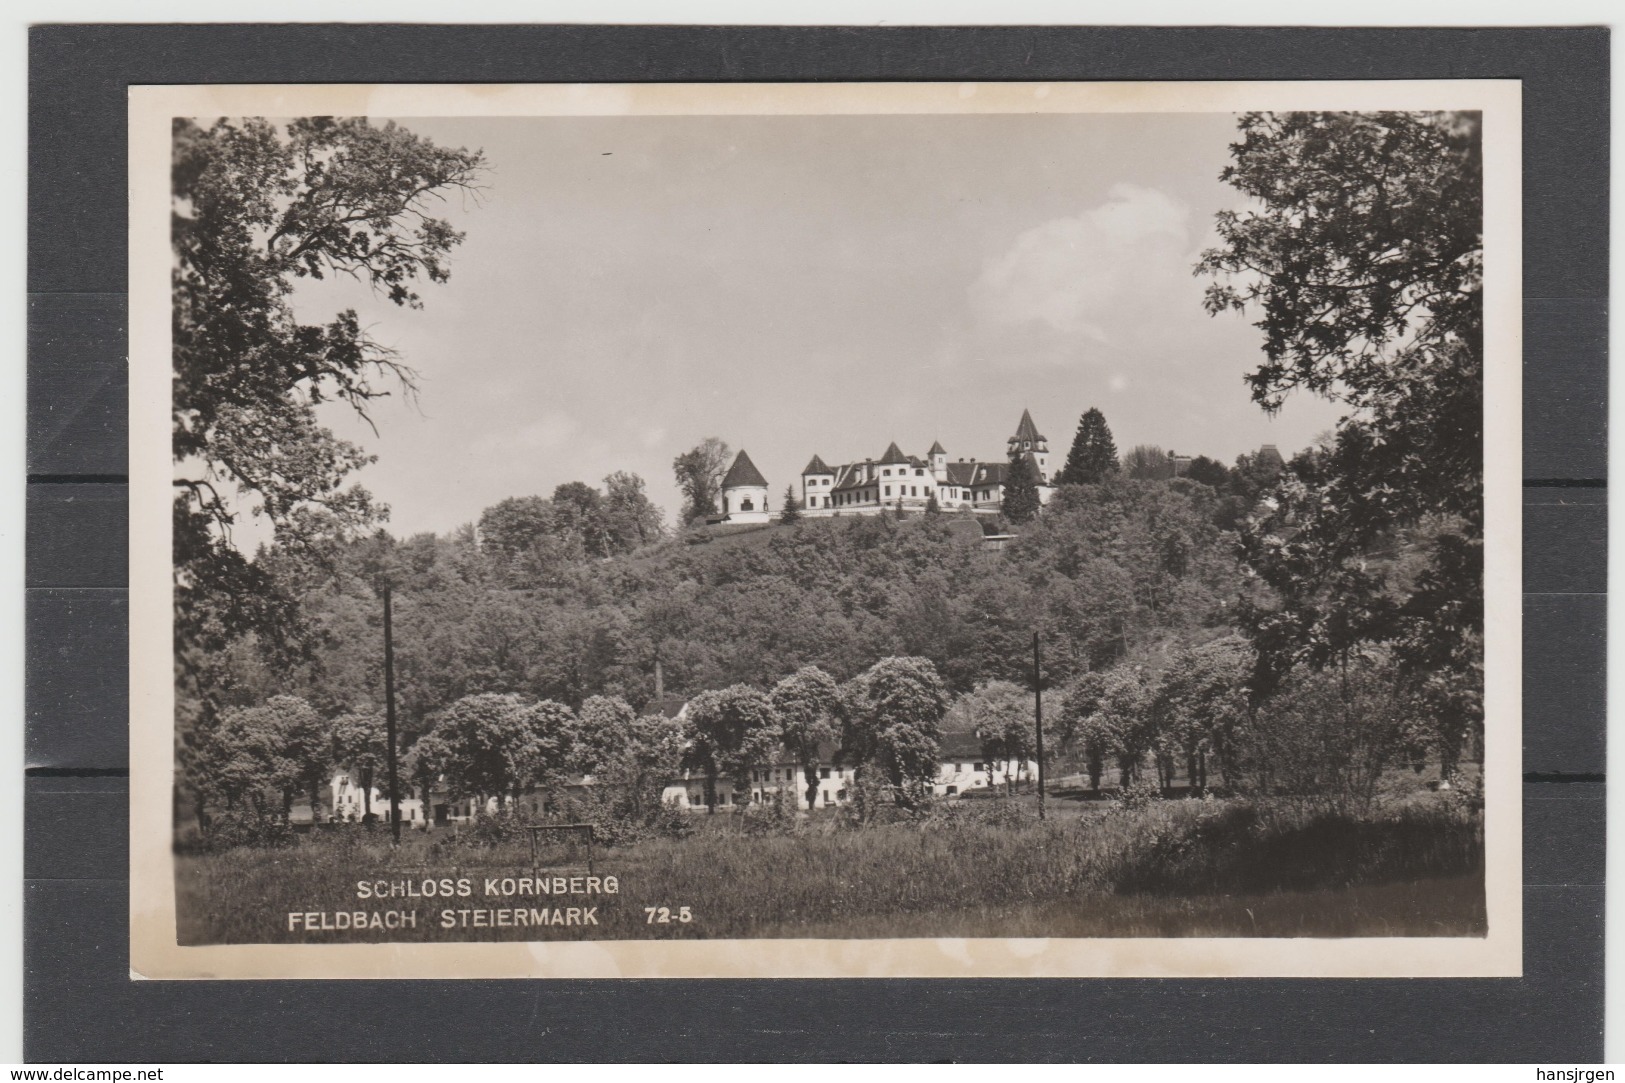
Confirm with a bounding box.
[645,906,693,924]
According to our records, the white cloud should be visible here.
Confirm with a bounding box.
[968,183,1193,343]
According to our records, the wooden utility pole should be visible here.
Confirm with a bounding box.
[1033,631,1046,821]
[383,587,401,845]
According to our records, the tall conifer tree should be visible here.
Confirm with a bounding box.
[1001,449,1042,524]
[779,485,802,524]
[1056,407,1120,485]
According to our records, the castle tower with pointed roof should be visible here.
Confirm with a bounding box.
[1008,408,1051,481]
[719,449,771,524]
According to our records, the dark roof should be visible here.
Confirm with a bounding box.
[878,441,911,465]
[721,450,769,489]
[940,730,990,759]
[802,454,832,476]
[944,461,1008,487]
[928,440,946,455]
[1009,408,1046,445]
[830,470,878,494]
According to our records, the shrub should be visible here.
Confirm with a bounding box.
[1111,777,1162,814]
[738,787,799,837]
[199,808,296,851]
[1105,796,1483,896]
[1230,665,1410,812]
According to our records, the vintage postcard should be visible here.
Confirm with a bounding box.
[129,80,1522,979]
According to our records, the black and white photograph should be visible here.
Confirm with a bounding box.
[128,81,1522,979]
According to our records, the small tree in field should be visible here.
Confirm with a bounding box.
[1056,407,1120,486]
[681,685,779,813]
[424,693,535,808]
[924,491,942,515]
[1150,636,1251,793]
[1057,669,1152,789]
[197,695,329,823]
[947,681,1035,795]
[519,698,576,793]
[568,695,637,778]
[770,666,843,809]
[844,657,950,808]
[330,709,387,820]
[404,731,449,829]
[600,713,688,821]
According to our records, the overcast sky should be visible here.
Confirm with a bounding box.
[292,112,1344,539]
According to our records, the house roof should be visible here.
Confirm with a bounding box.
[944,461,1009,487]
[940,730,991,759]
[878,441,911,465]
[1009,408,1046,445]
[928,440,946,456]
[830,470,876,494]
[721,449,769,489]
[802,454,832,476]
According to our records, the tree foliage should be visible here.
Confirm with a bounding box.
[173,116,485,703]
[1055,407,1120,486]
[681,685,779,812]
[945,680,1034,794]
[194,695,329,821]
[1000,449,1042,525]
[329,709,388,814]
[672,438,731,525]
[770,666,843,808]
[1122,445,1169,481]
[1198,110,1484,777]
[424,693,550,804]
[843,657,950,804]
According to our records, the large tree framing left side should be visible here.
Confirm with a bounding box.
[171,117,486,708]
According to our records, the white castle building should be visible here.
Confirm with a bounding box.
[715,408,1056,524]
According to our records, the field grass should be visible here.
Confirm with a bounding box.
[176,793,1485,945]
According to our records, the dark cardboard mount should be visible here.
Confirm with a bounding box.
[26,24,1607,1062]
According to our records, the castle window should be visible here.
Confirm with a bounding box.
[884,486,891,497]
[915,469,924,476]
[741,497,753,511]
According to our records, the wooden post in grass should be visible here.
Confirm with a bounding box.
[383,587,401,845]
[1033,631,1046,821]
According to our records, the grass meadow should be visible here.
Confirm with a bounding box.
[176,787,1486,945]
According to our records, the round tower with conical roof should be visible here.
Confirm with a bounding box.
[719,449,771,523]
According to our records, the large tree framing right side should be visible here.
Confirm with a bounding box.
[1198,111,1484,779]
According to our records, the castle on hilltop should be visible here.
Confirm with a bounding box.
[713,408,1056,524]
